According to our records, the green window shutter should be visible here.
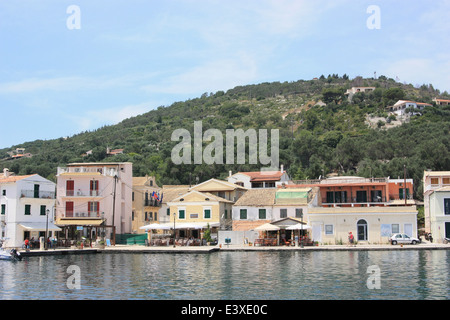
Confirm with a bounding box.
[167,208,170,216]
[240,209,247,220]
[204,209,211,219]
[259,209,266,219]
[25,204,31,215]
[1,204,5,215]
[179,210,185,219]
[40,205,46,216]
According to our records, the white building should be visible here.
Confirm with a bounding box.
[423,170,450,242]
[56,162,133,244]
[0,169,59,248]
[391,100,432,117]
[227,166,290,189]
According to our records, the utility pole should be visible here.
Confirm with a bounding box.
[112,174,118,245]
[404,165,407,206]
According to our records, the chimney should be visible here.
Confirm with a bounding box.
[229,171,232,177]
[3,168,9,178]
[280,165,284,173]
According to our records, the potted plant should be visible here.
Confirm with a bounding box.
[204,223,213,245]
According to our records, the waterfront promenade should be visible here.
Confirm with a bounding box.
[17,241,450,257]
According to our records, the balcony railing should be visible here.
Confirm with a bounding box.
[65,211,101,218]
[58,166,118,177]
[322,196,387,205]
[293,177,388,185]
[64,190,102,197]
[20,190,56,199]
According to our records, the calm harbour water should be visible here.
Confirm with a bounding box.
[0,250,449,300]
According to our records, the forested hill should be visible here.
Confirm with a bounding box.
[1,74,450,199]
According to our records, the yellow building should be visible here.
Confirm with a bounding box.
[166,179,247,239]
[308,206,418,244]
[132,176,160,234]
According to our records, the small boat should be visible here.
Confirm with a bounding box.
[0,248,22,261]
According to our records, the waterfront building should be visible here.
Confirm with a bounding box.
[232,188,318,230]
[282,176,418,244]
[227,166,290,189]
[423,170,450,242]
[131,175,161,234]
[158,185,190,225]
[0,169,60,248]
[55,162,133,245]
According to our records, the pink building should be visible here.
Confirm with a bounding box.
[56,162,133,244]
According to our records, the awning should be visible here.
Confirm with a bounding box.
[140,223,172,230]
[286,223,312,230]
[254,223,280,231]
[157,222,220,229]
[19,222,62,231]
[55,219,104,226]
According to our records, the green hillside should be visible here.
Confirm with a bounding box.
[1,74,450,199]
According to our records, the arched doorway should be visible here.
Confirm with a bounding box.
[357,219,368,241]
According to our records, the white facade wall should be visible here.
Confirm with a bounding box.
[1,175,56,248]
[232,205,274,221]
[429,191,450,242]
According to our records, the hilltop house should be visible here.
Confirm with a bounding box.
[423,170,450,242]
[0,169,59,248]
[390,100,432,117]
[432,98,450,106]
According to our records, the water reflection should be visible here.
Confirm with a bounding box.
[0,250,448,300]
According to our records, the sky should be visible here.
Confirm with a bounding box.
[0,0,449,149]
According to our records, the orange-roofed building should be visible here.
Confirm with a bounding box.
[227,166,290,189]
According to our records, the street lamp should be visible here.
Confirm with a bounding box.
[45,209,49,250]
[173,211,176,248]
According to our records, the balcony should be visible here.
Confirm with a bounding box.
[64,211,101,218]
[20,190,56,199]
[57,166,118,177]
[64,190,102,197]
[322,196,387,206]
[293,177,388,185]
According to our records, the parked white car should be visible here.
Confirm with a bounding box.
[390,233,421,245]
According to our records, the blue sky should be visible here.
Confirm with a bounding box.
[0,0,449,149]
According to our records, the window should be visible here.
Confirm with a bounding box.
[167,208,170,216]
[259,209,266,219]
[431,178,439,185]
[445,199,450,215]
[240,209,247,220]
[443,178,450,185]
[325,225,333,235]
[25,204,31,215]
[34,184,40,198]
[40,205,46,216]
[204,208,211,219]
[154,212,157,221]
[295,208,303,219]
[392,224,400,234]
[356,191,367,203]
[224,209,228,219]
[90,180,99,196]
[2,190,5,196]
[179,209,185,219]
[280,209,287,218]
[1,204,5,215]
[88,202,99,217]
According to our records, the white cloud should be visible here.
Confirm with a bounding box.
[141,55,259,95]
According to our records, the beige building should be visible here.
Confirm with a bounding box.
[308,206,418,244]
[132,176,160,234]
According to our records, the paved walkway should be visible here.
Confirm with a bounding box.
[17,242,450,257]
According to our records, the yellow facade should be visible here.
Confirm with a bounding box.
[308,206,418,244]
